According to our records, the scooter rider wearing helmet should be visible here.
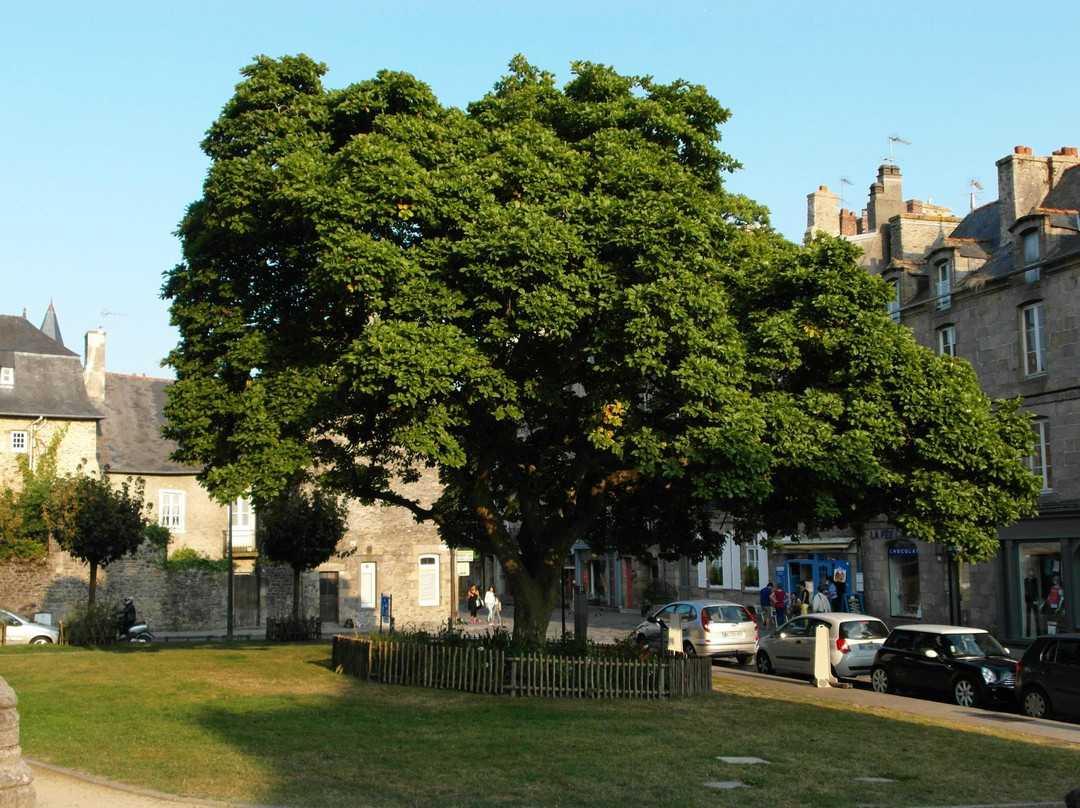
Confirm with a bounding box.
[120,596,136,635]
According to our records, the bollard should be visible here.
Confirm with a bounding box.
[0,676,35,807]
[811,624,849,689]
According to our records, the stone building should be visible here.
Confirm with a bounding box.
[1,308,457,633]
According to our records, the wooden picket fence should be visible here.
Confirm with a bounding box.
[331,636,711,699]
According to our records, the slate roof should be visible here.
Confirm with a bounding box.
[95,373,200,475]
[0,314,103,420]
[948,201,999,246]
[1042,164,1080,213]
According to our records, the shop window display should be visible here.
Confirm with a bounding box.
[1020,543,1064,638]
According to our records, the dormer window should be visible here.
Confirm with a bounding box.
[0,367,12,386]
[935,260,952,310]
[1022,229,1040,282]
[886,280,901,323]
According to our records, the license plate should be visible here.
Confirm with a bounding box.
[857,643,877,651]
[722,631,745,638]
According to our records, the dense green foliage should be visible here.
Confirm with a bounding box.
[0,431,66,561]
[260,487,348,617]
[44,470,151,607]
[161,545,231,573]
[164,55,1039,644]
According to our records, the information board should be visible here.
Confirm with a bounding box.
[845,593,864,614]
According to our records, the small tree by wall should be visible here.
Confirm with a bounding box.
[45,469,152,608]
[260,487,348,618]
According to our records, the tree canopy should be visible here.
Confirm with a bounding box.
[163,55,1039,644]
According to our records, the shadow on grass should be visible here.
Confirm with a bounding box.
[190,670,1080,808]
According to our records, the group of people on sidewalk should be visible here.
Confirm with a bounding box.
[465,584,503,626]
[758,579,838,627]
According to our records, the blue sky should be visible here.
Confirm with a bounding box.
[4,1,1077,377]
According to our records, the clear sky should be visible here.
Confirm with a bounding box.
[4,2,1077,377]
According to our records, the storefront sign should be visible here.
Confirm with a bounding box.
[888,545,918,556]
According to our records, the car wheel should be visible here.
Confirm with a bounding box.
[634,633,649,650]
[736,652,754,666]
[682,640,697,657]
[756,651,774,675]
[953,677,979,708]
[30,636,53,645]
[870,666,893,694]
[1022,687,1053,720]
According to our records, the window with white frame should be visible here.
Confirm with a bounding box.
[10,431,27,453]
[698,539,741,590]
[937,325,956,357]
[360,562,377,609]
[159,490,185,532]
[886,280,901,323]
[1021,302,1046,377]
[1026,419,1053,492]
[0,367,13,386]
[418,554,440,606]
[935,261,951,309]
[743,536,764,589]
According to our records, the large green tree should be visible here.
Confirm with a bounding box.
[260,487,348,618]
[163,55,1038,645]
[45,471,151,608]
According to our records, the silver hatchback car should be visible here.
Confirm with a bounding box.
[1,607,60,645]
[757,613,890,679]
[633,600,758,664]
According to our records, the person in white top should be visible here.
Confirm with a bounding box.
[484,586,497,623]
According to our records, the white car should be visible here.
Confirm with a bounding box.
[1,607,60,645]
[756,613,889,678]
[633,600,758,663]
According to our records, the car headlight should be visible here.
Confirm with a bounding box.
[980,666,997,685]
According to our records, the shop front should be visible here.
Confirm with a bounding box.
[772,538,858,612]
[999,514,1079,643]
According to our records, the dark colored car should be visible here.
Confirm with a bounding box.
[1016,634,1080,720]
[870,624,1017,708]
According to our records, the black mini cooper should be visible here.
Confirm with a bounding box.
[870,624,1017,708]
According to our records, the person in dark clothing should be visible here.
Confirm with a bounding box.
[119,596,136,635]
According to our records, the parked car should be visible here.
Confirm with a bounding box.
[1,607,60,645]
[1015,633,1080,720]
[633,600,757,664]
[756,613,890,679]
[870,624,1017,708]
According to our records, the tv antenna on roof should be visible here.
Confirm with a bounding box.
[839,177,853,210]
[968,179,984,212]
[885,135,911,164]
[99,309,128,330]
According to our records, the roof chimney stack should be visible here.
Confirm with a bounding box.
[84,330,106,403]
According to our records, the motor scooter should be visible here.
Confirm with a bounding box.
[114,613,154,643]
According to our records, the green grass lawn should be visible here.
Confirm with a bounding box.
[1,642,1076,808]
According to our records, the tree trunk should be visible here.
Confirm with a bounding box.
[504,563,564,648]
[292,567,302,619]
[87,562,98,609]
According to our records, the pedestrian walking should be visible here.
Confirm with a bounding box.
[484,586,497,624]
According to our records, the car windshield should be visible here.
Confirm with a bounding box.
[704,605,752,624]
[839,620,889,640]
[943,632,1006,658]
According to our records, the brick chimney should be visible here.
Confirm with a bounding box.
[805,185,841,240]
[84,330,106,403]
[867,164,903,231]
